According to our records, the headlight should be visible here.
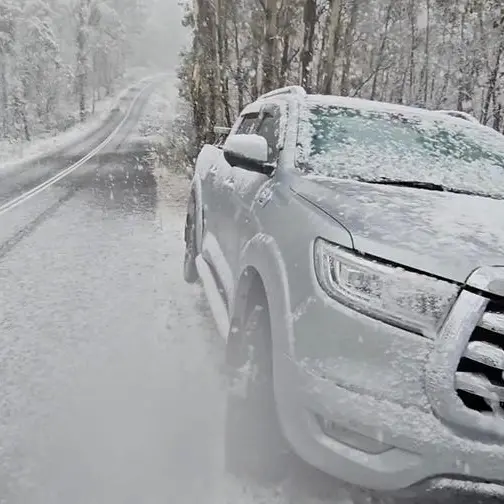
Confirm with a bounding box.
[314,239,459,337]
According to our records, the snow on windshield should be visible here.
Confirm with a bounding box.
[298,101,504,199]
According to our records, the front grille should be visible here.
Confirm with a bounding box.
[455,298,504,416]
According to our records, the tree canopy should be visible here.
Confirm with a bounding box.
[0,0,148,141]
[180,0,504,146]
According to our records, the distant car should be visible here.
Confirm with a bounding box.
[184,86,504,498]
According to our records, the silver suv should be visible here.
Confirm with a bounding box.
[183,86,504,496]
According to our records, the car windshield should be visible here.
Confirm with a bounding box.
[298,103,504,199]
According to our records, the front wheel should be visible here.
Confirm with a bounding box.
[224,295,290,486]
[183,196,199,284]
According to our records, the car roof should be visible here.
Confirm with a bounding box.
[306,94,445,120]
[252,87,492,133]
[303,94,498,133]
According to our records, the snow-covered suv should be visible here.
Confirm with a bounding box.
[183,86,504,496]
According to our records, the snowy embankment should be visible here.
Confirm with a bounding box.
[135,74,179,140]
[131,75,194,177]
[0,67,152,172]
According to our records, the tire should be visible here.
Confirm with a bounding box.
[224,288,384,502]
[224,291,290,486]
[183,196,199,284]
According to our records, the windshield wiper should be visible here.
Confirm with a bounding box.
[304,171,502,199]
[355,177,503,199]
[357,177,447,192]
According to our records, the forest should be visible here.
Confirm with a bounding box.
[0,0,181,144]
[180,0,504,147]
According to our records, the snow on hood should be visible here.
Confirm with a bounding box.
[291,176,504,284]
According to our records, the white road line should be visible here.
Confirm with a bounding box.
[0,77,159,218]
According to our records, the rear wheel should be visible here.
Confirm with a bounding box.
[183,196,199,284]
[224,287,290,486]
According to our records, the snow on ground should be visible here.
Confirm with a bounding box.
[135,74,180,139]
[132,75,194,178]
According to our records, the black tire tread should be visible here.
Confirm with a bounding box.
[183,196,199,284]
[225,289,290,486]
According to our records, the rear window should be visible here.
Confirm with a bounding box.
[298,104,504,199]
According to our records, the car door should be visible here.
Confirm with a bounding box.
[204,113,260,304]
[226,104,282,281]
[198,137,228,261]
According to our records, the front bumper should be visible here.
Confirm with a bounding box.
[278,354,504,492]
[274,266,504,492]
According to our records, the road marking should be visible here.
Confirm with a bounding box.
[0,78,159,218]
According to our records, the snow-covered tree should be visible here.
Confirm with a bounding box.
[181,0,504,147]
[0,0,156,141]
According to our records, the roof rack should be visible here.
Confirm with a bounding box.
[258,86,307,100]
[214,126,231,135]
[437,110,480,124]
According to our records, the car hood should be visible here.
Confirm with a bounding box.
[291,176,504,284]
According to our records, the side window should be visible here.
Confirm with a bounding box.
[256,108,281,162]
[236,114,259,135]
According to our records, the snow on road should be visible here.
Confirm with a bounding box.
[0,153,224,502]
[0,123,342,504]
[0,67,154,172]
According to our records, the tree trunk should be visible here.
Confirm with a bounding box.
[493,102,502,133]
[407,0,416,102]
[456,6,468,111]
[423,0,430,105]
[251,43,260,100]
[370,0,394,101]
[231,9,244,112]
[76,0,90,122]
[262,0,279,93]
[300,0,316,92]
[194,0,218,142]
[0,57,8,137]
[322,0,342,95]
[340,0,360,96]
[316,27,328,91]
[482,34,504,124]
[13,93,30,141]
[279,33,290,87]
[398,57,408,104]
[216,0,232,126]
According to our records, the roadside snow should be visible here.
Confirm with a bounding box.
[135,74,179,139]
[132,74,195,177]
[0,67,154,171]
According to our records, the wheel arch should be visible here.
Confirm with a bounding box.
[227,234,296,447]
[230,266,268,327]
[229,234,294,361]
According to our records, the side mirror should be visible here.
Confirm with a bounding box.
[223,134,274,176]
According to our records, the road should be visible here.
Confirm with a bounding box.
[0,79,234,504]
[0,79,501,504]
